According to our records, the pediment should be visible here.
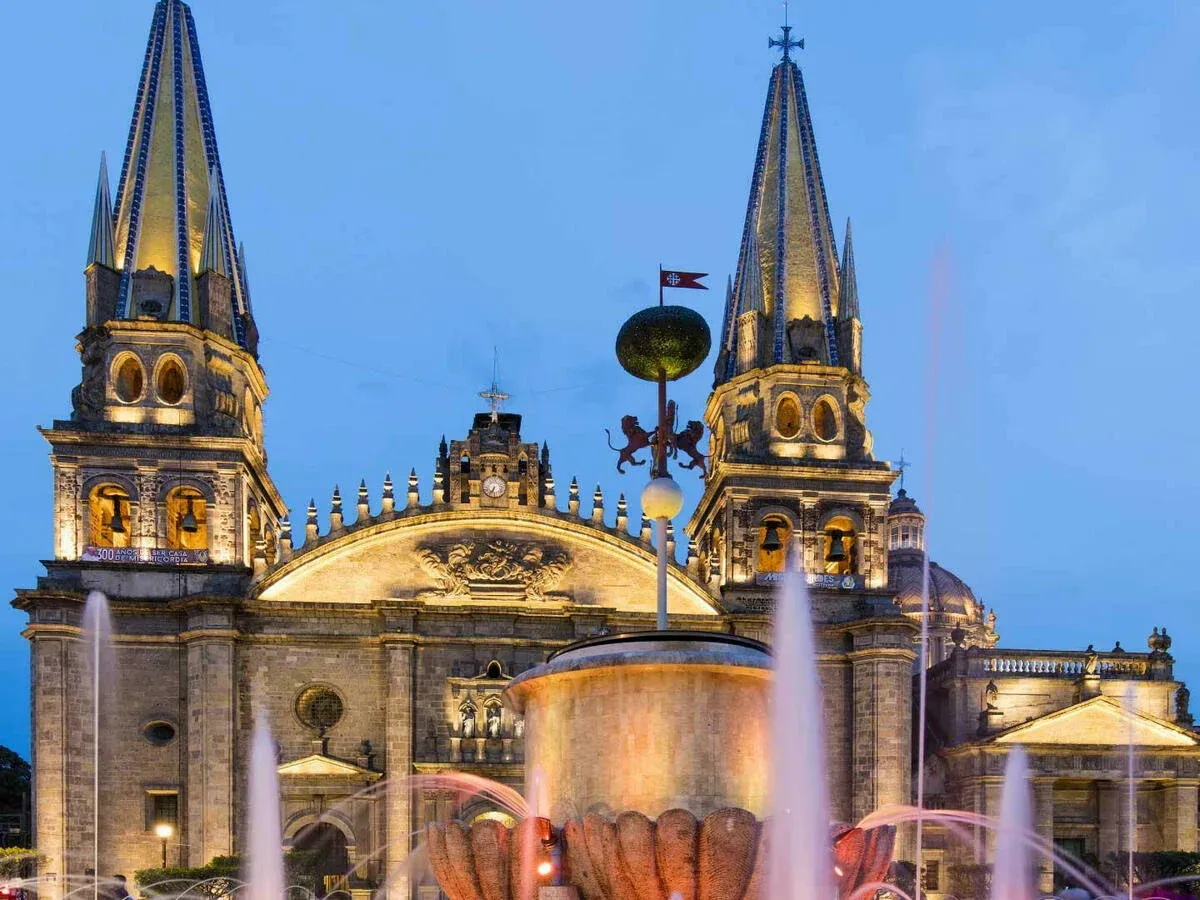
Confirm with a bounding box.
[253,509,719,617]
[991,696,1198,748]
[277,754,381,780]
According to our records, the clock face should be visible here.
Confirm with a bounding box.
[482,475,507,498]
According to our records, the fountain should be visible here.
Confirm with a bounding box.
[247,709,286,900]
[81,591,113,900]
[990,747,1034,900]
[424,286,894,900]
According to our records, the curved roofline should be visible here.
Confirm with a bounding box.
[251,505,721,613]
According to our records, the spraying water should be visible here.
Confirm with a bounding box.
[768,571,836,900]
[81,591,113,900]
[247,710,285,900]
[991,746,1034,900]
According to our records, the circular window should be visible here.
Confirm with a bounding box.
[142,721,177,745]
[296,685,344,733]
[114,356,145,403]
[775,396,801,438]
[157,358,187,405]
[812,398,838,442]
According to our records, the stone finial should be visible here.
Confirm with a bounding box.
[305,499,318,544]
[568,478,580,516]
[1112,641,1125,654]
[591,484,605,523]
[1149,626,1173,655]
[439,434,448,460]
[640,512,652,543]
[381,472,396,515]
[666,520,676,555]
[407,468,420,509]
[540,442,550,469]
[950,623,966,648]
[616,493,628,532]
[279,515,293,561]
[357,479,370,523]
[330,486,344,532]
[543,473,556,509]
[686,539,700,576]
[433,464,446,506]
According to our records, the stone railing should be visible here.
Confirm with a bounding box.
[928,646,1172,682]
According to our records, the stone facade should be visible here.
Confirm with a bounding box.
[14,5,1200,900]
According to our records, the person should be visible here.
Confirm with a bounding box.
[112,875,132,900]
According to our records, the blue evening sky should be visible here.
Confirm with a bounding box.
[1,1,1197,755]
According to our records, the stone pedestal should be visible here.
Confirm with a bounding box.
[538,889,580,900]
[505,631,771,823]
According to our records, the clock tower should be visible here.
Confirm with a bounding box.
[440,412,544,510]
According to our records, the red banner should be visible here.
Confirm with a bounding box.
[660,270,708,290]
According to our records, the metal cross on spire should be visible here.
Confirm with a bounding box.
[896,449,910,491]
[769,23,804,61]
[479,348,510,423]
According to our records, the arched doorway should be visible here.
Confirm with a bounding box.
[293,822,350,898]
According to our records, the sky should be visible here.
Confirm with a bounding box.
[0,0,1198,757]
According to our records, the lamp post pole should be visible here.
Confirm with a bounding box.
[154,823,174,869]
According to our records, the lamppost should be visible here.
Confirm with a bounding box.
[154,822,174,868]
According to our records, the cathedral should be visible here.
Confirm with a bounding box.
[14,3,1200,899]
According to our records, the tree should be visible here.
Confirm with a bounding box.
[0,747,30,816]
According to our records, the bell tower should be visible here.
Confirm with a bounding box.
[48,0,284,571]
[686,26,916,839]
[688,25,896,610]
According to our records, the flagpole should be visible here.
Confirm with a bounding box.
[658,264,664,307]
[656,361,668,630]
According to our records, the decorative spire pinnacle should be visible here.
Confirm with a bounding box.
[407,469,420,510]
[305,498,318,544]
[616,493,628,532]
[716,14,842,383]
[109,0,253,349]
[838,218,859,320]
[330,485,344,531]
[568,478,580,516]
[87,153,116,269]
[591,485,605,524]
[381,472,396,515]
[198,167,228,276]
[356,479,370,521]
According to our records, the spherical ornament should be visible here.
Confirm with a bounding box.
[641,476,684,520]
[616,305,712,382]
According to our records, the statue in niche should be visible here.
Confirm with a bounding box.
[513,718,525,739]
[460,702,477,739]
[485,703,502,739]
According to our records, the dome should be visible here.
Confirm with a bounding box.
[888,488,922,516]
[888,550,982,623]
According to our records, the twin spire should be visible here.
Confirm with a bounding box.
[86,0,255,352]
[715,25,862,384]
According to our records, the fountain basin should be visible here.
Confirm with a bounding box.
[425,809,896,900]
[504,632,771,824]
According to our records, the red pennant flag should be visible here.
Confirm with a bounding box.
[660,270,708,290]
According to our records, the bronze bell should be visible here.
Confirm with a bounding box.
[180,497,199,533]
[825,529,847,562]
[760,521,784,553]
[109,496,126,535]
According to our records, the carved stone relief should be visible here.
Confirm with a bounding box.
[417,540,570,601]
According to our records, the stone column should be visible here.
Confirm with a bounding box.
[1161,779,1199,851]
[384,640,415,900]
[184,619,236,865]
[1033,778,1056,894]
[30,636,70,900]
[1098,781,1121,860]
[848,636,916,858]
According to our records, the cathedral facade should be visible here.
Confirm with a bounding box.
[15,3,1199,898]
